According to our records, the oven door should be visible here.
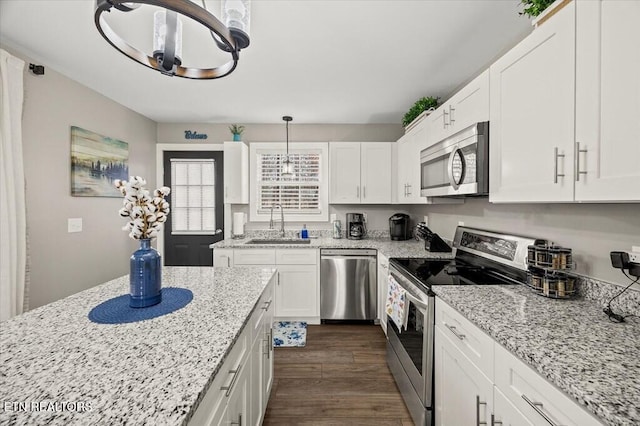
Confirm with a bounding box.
[386,269,435,409]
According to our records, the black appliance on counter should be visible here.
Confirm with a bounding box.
[346,213,366,240]
[389,213,411,241]
[386,226,535,426]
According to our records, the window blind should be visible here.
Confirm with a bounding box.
[170,159,217,233]
[257,153,321,214]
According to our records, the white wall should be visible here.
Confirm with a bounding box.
[408,199,640,286]
[5,46,158,309]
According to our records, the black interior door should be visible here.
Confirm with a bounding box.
[163,151,224,266]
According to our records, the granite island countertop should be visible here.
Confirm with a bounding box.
[211,236,455,260]
[432,284,640,426]
[0,266,275,426]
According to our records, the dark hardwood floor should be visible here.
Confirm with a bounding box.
[263,324,414,426]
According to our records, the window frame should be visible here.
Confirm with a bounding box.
[249,142,329,222]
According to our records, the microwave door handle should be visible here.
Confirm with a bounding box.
[447,147,461,190]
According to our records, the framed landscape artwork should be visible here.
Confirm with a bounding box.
[70,126,129,197]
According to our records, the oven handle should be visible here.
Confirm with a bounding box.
[404,291,428,311]
[389,271,431,310]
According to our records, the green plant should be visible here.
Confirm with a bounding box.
[519,0,555,18]
[402,96,440,127]
[228,124,245,135]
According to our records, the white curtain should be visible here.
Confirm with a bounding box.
[0,49,27,321]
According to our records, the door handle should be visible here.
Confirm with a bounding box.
[443,110,449,128]
[356,185,360,198]
[491,414,503,426]
[575,142,587,181]
[553,147,565,184]
[261,300,272,311]
[449,105,455,124]
[220,367,241,397]
[363,186,366,199]
[522,394,562,426]
[476,395,488,426]
[445,323,466,340]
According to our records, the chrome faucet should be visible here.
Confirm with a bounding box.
[269,204,285,237]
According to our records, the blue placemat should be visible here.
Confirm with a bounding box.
[88,287,193,324]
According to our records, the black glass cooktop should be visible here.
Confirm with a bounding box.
[390,257,523,288]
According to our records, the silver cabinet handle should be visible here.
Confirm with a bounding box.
[363,186,366,199]
[445,324,466,340]
[230,414,242,426]
[476,395,488,426]
[220,367,241,397]
[277,271,280,285]
[406,184,412,196]
[261,300,272,311]
[356,185,360,198]
[575,142,587,181]
[443,109,450,128]
[449,105,456,124]
[225,186,228,199]
[553,147,565,184]
[522,394,562,426]
[491,414,502,426]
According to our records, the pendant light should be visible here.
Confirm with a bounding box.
[281,116,294,178]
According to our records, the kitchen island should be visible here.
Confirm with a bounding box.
[0,266,275,426]
[433,284,640,426]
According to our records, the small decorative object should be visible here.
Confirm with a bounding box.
[115,177,171,308]
[402,96,440,130]
[71,126,129,197]
[519,0,556,18]
[229,124,245,141]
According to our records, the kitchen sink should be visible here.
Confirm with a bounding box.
[245,239,311,245]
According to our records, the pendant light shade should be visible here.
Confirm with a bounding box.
[282,116,294,178]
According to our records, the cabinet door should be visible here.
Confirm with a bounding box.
[493,386,534,426]
[275,265,318,317]
[213,248,234,267]
[575,0,640,201]
[223,142,249,204]
[396,123,430,204]
[249,335,263,426]
[489,2,576,202]
[361,143,392,203]
[262,285,274,410]
[329,142,361,203]
[448,69,490,134]
[226,361,249,426]
[434,327,493,426]
[396,132,413,204]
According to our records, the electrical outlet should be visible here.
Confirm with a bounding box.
[330,213,337,222]
[363,213,368,222]
[68,218,82,233]
[632,246,640,253]
[423,216,429,226]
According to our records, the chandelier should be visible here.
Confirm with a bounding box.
[94,0,251,79]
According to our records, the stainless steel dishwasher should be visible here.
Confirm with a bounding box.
[320,249,377,321]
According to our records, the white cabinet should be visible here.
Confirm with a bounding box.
[377,253,389,336]
[574,0,640,201]
[249,279,274,426]
[396,122,429,204]
[329,142,392,204]
[489,1,576,202]
[213,248,234,267]
[434,326,493,426]
[217,248,320,323]
[426,70,490,147]
[435,298,604,426]
[223,141,249,204]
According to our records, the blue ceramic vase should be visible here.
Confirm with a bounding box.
[233,133,241,141]
[129,239,162,308]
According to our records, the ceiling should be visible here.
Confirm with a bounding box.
[0,0,532,125]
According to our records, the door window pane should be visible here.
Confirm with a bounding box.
[170,159,217,233]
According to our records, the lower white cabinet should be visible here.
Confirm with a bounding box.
[435,298,604,426]
[434,326,493,426]
[189,276,275,426]
[377,253,389,335]
[212,247,320,322]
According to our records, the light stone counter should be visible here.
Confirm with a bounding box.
[0,266,275,426]
[212,236,455,260]
[432,284,640,426]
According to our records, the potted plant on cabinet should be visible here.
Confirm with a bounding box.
[402,96,440,132]
[229,124,245,141]
[520,0,570,27]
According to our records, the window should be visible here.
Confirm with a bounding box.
[250,143,328,222]
[170,158,217,233]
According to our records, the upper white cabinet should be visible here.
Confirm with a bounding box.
[223,141,249,204]
[396,122,429,204]
[329,142,392,204]
[575,0,640,201]
[489,1,576,202]
[490,0,640,203]
[427,70,490,147]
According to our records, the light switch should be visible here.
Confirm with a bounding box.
[68,218,82,233]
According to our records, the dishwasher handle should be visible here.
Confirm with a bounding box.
[321,255,377,261]
[320,249,377,256]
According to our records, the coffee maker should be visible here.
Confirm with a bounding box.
[389,213,411,241]
[346,213,366,240]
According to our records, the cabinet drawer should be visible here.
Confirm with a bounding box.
[435,299,494,380]
[213,249,234,267]
[494,343,603,426]
[250,283,274,343]
[233,249,276,265]
[275,249,317,265]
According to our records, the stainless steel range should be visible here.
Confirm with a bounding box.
[386,226,535,426]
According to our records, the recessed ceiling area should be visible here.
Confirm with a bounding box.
[0,0,532,124]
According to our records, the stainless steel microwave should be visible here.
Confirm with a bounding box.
[420,121,489,197]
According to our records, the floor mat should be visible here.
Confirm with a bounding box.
[273,321,307,347]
